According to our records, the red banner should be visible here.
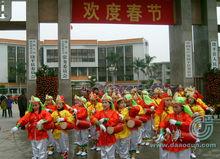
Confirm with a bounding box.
[72,0,174,25]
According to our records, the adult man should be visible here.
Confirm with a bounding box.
[18,89,27,129]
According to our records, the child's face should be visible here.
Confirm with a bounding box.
[102,100,110,110]
[118,100,126,109]
[188,97,195,104]
[32,102,40,111]
[172,103,182,114]
[56,102,63,109]
[164,99,172,106]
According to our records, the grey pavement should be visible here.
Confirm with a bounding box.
[0,105,220,159]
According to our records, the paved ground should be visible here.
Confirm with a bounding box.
[0,104,220,159]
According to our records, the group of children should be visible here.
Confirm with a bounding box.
[11,85,213,159]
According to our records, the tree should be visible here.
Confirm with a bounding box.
[106,52,120,83]
[106,52,120,66]
[149,63,161,79]
[144,54,156,79]
[133,57,146,84]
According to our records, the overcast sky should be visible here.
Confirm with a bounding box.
[0,2,219,62]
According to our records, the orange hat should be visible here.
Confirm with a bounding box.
[56,95,65,103]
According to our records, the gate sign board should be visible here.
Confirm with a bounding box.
[60,39,70,79]
[185,41,193,78]
[211,41,219,69]
[28,39,38,80]
[72,0,174,24]
[0,0,11,21]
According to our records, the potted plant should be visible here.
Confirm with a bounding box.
[35,65,58,103]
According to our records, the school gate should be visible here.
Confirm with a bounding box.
[0,0,219,103]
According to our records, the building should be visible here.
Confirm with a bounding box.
[151,62,171,84]
[0,38,148,93]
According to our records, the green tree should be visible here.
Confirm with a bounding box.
[106,52,120,83]
[133,57,146,84]
[144,54,156,79]
[106,52,120,66]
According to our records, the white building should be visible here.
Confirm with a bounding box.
[0,38,149,93]
[151,62,170,84]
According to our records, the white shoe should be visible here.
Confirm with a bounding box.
[81,151,87,156]
[76,150,82,155]
[90,145,96,150]
[96,147,101,151]
[136,150,140,154]
[190,153,197,158]
[47,150,53,155]
[145,142,150,146]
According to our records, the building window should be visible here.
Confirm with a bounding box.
[88,67,96,76]
[8,46,16,83]
[78,67,87,76]
[47,49,58,62]
[71,49,95,62]
[71,67,77,76]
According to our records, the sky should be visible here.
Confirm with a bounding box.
[0,2,219,62]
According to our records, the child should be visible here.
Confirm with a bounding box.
[72,95,90,157]
[11,96,52,159]
[51,95,74,159]
[91,94,120,159]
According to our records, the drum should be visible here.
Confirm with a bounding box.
[43,122,55,130]
[139,116,149,122]
[76,120,91,129]
[129,106,140,118]
[180,132,197,143]
[107,123,124,135]
[59,122,74,130]
[127,119,142,129]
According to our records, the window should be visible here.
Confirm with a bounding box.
[71,67,77,76]
[8,46,16,83]
[47,49,58,62]
[78,67,87,76]
[71,49,95,62]
[88,67,97,76]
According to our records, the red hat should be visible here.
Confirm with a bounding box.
[161,93,172,100]
[56,95,65,103]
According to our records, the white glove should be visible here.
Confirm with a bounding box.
[193,112,200,117]
[150,106,155,111]
[165,128,171,134]
[169,119,177,125]
[11,126,18,133]
[155,134,165,143]
[56,118,65,123]
[36,119,46,130]
[99,124,106,132]
[119,114,124,120]
[173,130,181,141]
[207,107,214,113]
[46,108,51,112]
[73,109,77,114]
[99,118,109,124]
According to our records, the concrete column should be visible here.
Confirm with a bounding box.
[58,0,71,104]
[26,0,39,100]
[169,0,193,86]
[57,1,73,159]
[193,0,218,93]
[193,0,219,76]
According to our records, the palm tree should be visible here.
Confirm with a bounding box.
[106,52,120,66]
[133,57,146,84]
[106,52,120,84]
[150,63,161,79]
[16,62,26,93]
[144,54,156,79]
